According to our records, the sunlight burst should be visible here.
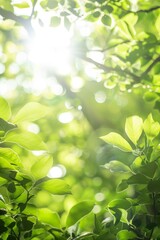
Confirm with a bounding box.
[28,26,72,74]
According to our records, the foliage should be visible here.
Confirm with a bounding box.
[0,0,160,239]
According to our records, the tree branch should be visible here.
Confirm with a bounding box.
[113,3,160,13]
[30,0,38,20]
[76,53,160,84]
[76,53,140,82]
[137,6,160,13]
[0,7,34,35]
[141,56,160,77]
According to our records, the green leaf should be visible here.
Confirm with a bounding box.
[31,154,53,179]
[37,208,61,228]
[127,173,149,185]
[131,156,143,172]
[13,102,50,124]
[101,5,113,14]
[0,157,15,169]
[21,217,34,231]
[4,131,47,151]
[0,118,17,136]
[117,20,133,39]
[0,0,13,11]
[0,97,11,120]
[0,177,7,186]
[143,114,160,140]
[116,180,128,192]
[12,1,30,8]
[125,116,143,145]
[102,160,130,173]
[101,15,112,26]
[0,148,21,166]
[66,201,94,227]
[100,132,132,152]
[139,161,157,178]
[47,0,58,9]
[38,179,71,195]
[50,16,61,27]
[117,230,137,240]
[108,199,131,210]
[148,178,160,193]
[143,91,159,102]
[93,11,101,18]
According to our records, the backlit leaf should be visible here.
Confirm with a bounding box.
[31,154,53,179]
[38,179,71,195]
[47,0,58,9]
[0,97,11,120]
[37,208,61,228]
[12,1,30,8]
[100,132,132,152]
[143,114,160,140]
[108,199,131,210]
[125,115,143,145]
[117,230,137,240]
[0,148,21,166]
[66,201,94,227]
[0,157,15,169]
[50,16,61,27]
[13,102,50,124]
[102,160,130,173]
[4,131,47,150]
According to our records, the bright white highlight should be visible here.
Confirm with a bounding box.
[48,165,66,178]
[95,91,106,103]
[27,123,40,134]
[58,112,73,124]
[28,27,72,74]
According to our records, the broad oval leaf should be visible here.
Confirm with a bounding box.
[144,91,159,102]
[37,208,61,228]
[148,178,160,193]
[13,102,50,124]
[116,180,128,192]
[12,1,30,8]
[143,114,160,140]
[101,14,112,26]
[100,132,132,152]
[47,0,58,9]
[117,230,137,240]
[127,173,148,185]
[66,201,94,227]
[0,157,15,169]
[31,154,53,179]
[50,16,61,27]
[139,161,157,178]
[108,199,131,210]
[0,148,21,166]
[4,131,47,151]
[0,97,11,120]
[125,116,143,145]
[38,179,71,195]
[0,118,17,136]
[102,160,130,173]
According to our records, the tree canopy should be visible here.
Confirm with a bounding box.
[0,0,160,239]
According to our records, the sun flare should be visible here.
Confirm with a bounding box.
[28,26,72,74]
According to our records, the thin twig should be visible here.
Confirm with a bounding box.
[76,53,140,81]
[141,56,160,77]
[113,3,160,13]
